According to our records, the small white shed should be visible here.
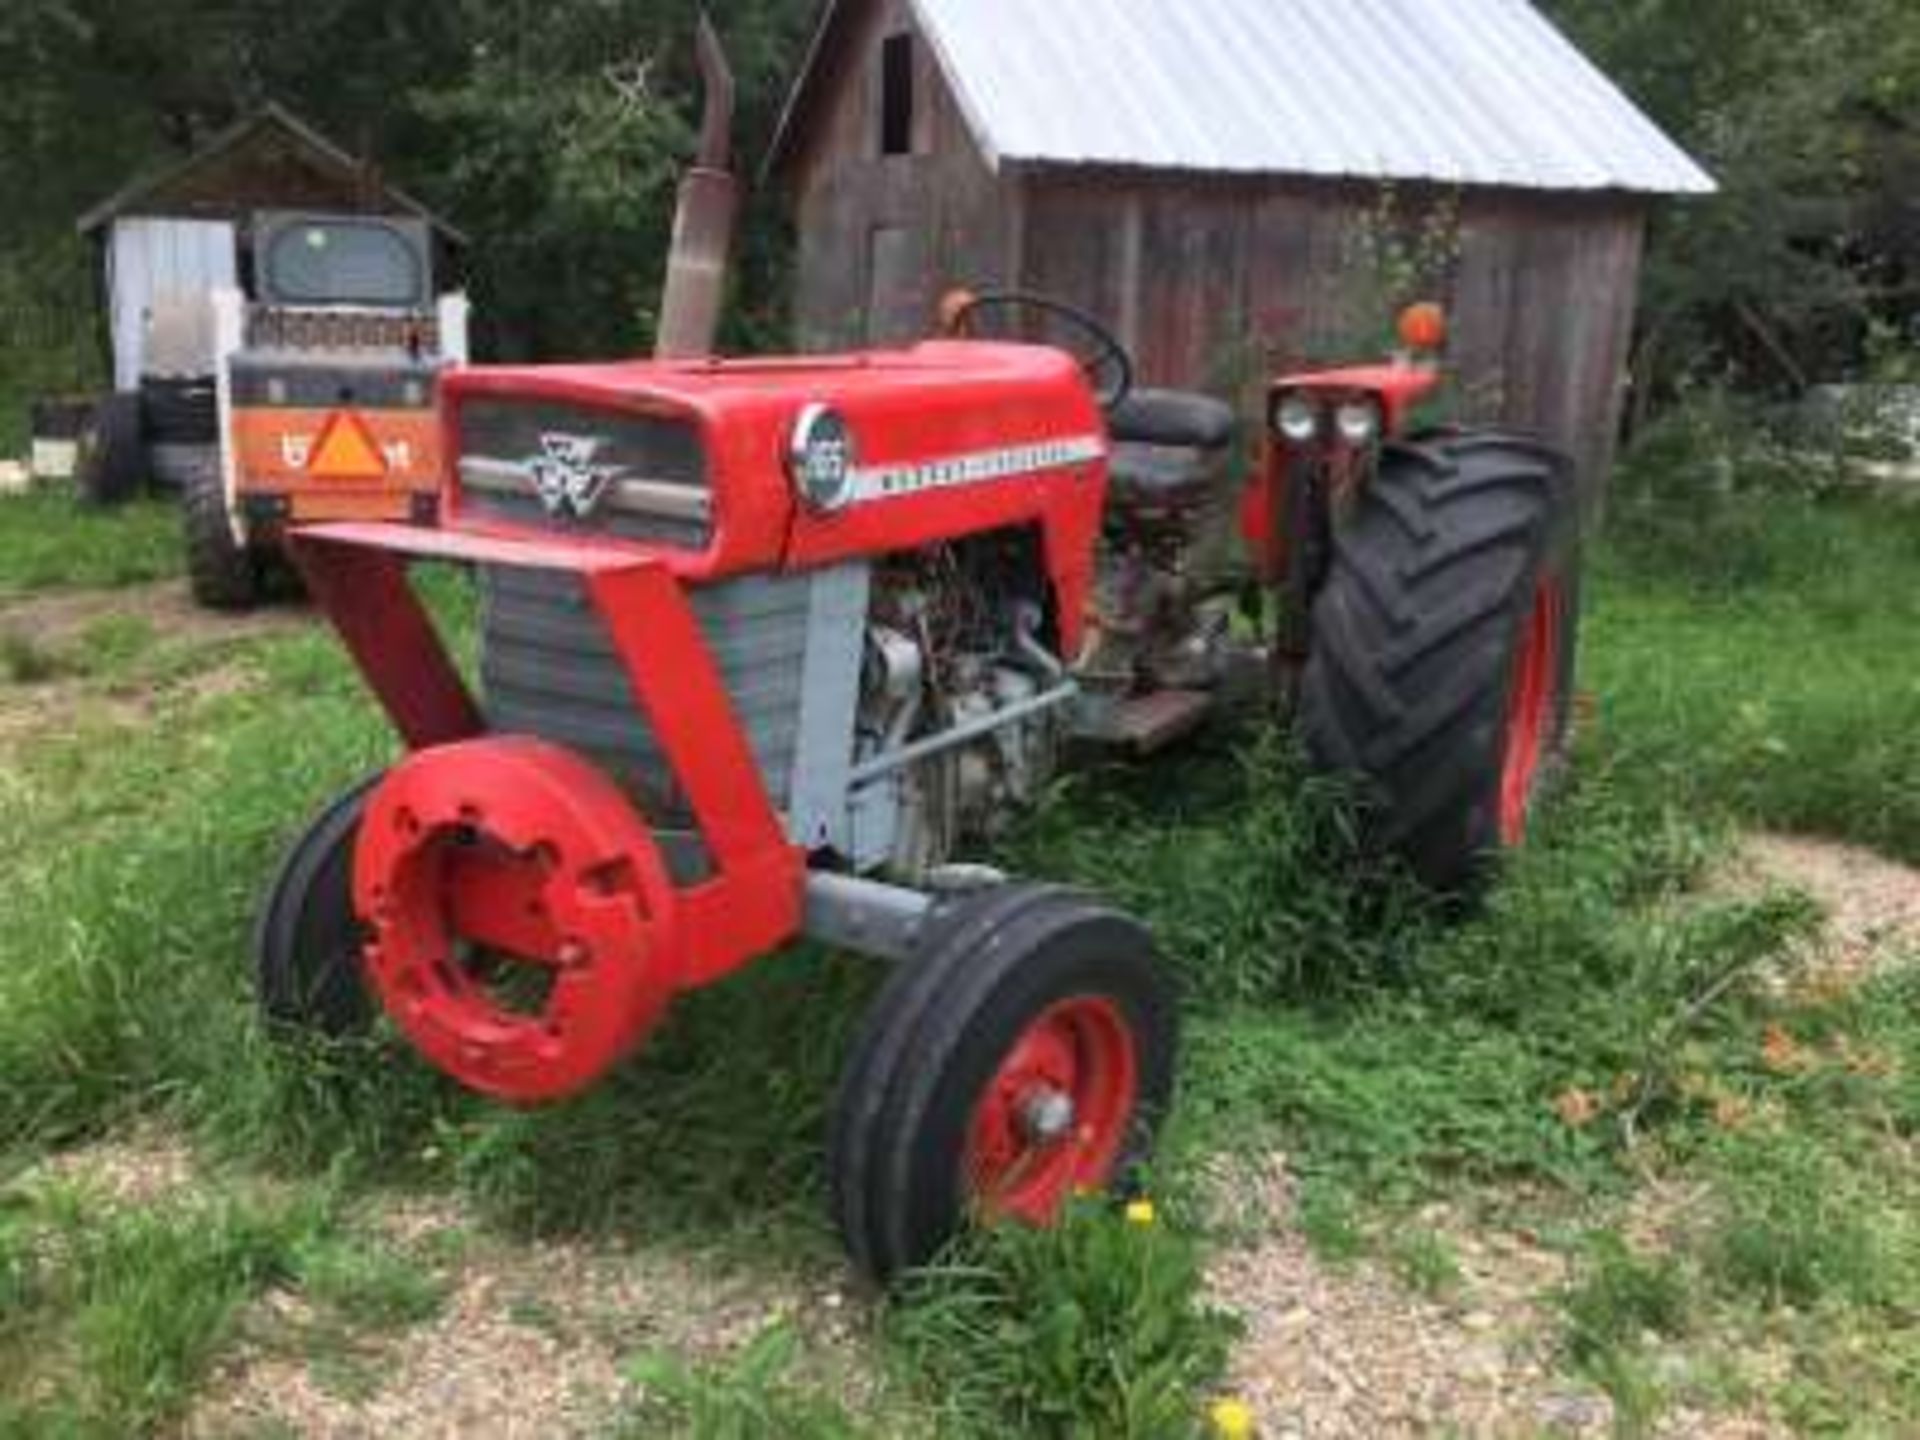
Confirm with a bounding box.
[76,104,466,390]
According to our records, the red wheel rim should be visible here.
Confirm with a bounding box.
[964,996,1139,1224]
[1498,580,1563,848]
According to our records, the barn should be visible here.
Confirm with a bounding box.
[76,105,466,393]
[767,0,1714,497]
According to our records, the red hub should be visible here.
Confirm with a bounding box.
[1498,581,1564,848]
[964,996,1139,1223]
[353,737,683,1105]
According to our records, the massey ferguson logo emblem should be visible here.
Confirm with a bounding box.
[527,433,625,519]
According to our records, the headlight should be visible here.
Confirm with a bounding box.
[789,403,856,512]
[1335,399,1382,447]
[1274,394,1320,444]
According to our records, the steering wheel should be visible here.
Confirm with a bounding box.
[946,291,1135,411]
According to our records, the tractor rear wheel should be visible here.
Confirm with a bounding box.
[255,776,381,1036]
[1298,431,1578,895]
[828,885,1177,1284]
[183,453,262,611]
[75,392,147,507]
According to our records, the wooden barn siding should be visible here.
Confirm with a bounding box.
[1020,173,1647,500]
[782,3,1648,498]
[791,0,1016,351]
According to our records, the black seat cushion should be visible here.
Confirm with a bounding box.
[1108,389,1238,451]
[1109,445,1218,510]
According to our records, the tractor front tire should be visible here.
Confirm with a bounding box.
[254,776,381,1036]
[829,885,1177,1285]
[75,392,147,507]
[183,455,262,611]
[1298,431,1578,895]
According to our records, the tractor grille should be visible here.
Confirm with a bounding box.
[246,306,438,353]
[479,566,813,823]
[457,398,711,549]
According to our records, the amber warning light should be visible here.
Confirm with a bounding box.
[1397,302,1449,354]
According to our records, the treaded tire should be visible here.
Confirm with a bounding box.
[75,392,146,507]
[255,776,382,1036]
[1298,430,1579,895]
[828,884,1177,1285]
[183,453,262,611]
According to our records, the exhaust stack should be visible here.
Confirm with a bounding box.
[655,13,739,360]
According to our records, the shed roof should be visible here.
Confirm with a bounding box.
[77,103,468,245]
[770,0,1715,196]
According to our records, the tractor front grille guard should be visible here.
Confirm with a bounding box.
[289,521,809,1103]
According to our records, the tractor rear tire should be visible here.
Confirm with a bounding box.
[75,392,147,507]
[254,776,382,1036]
[828,884,1177,1285]
[183,454,262,611]
[1298,431,1579,895]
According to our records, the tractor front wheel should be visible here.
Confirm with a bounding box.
[255,776,381,1036]
[183,455,262,611]
[828,885,1177,1284]
[1298,431,1578,895]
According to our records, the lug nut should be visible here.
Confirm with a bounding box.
[1019,1087,1077,1144]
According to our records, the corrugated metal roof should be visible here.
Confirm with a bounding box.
[773,0,1715,196]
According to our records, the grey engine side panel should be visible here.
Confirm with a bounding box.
[479,563,873,850]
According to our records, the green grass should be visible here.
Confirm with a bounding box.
[0,491,182,597]
[1595,487,1920,863]
[0,460,1916,1430]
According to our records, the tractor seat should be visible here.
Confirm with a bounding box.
[1108,447,1220,510]
[1108,389,1239,452]
[1107,389,1238,511]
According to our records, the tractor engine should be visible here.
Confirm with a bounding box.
[858,533,1066,877]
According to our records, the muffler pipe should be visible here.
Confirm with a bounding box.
[655,12,739,360]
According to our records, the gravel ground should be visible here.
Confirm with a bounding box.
[1204,1159,1797,1439]
[187,1223,863,1440]
[1733,833,1920,983]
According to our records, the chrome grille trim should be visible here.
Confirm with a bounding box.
[458,456,713,525]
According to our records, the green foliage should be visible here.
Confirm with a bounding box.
[1561,1232,1691,1366]
[1541,0,1920,392]
[290,1235,447,1329]
[1594,456,1920,861]
[886,1201,1240,1440]
[1703,1137,1895,1312]
[0,493,181,595]
[1007,734,1433,1008]
[1386,1227,1463,1299]
[0,1185,317,1434]
[626,1326,872,1440]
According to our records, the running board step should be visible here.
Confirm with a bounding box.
[1076,688,1214,754]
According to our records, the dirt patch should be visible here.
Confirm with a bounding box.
[1726,833,1920,985]
[0,579,305,652]
[13,1124,201,1208]
[0,657,262,759]
[0,579,300,757]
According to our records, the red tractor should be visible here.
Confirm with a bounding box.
[254,24,1577,1283]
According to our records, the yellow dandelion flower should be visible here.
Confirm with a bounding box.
[1125,1198,1157,1227]
[1209,1397,1257,1439]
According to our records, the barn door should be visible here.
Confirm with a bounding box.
[108,219,237,389]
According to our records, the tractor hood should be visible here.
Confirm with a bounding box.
[440,341,1111,584]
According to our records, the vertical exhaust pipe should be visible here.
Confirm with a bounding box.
[655,12,739,360]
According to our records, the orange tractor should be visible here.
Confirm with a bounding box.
[80,211,465,609]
